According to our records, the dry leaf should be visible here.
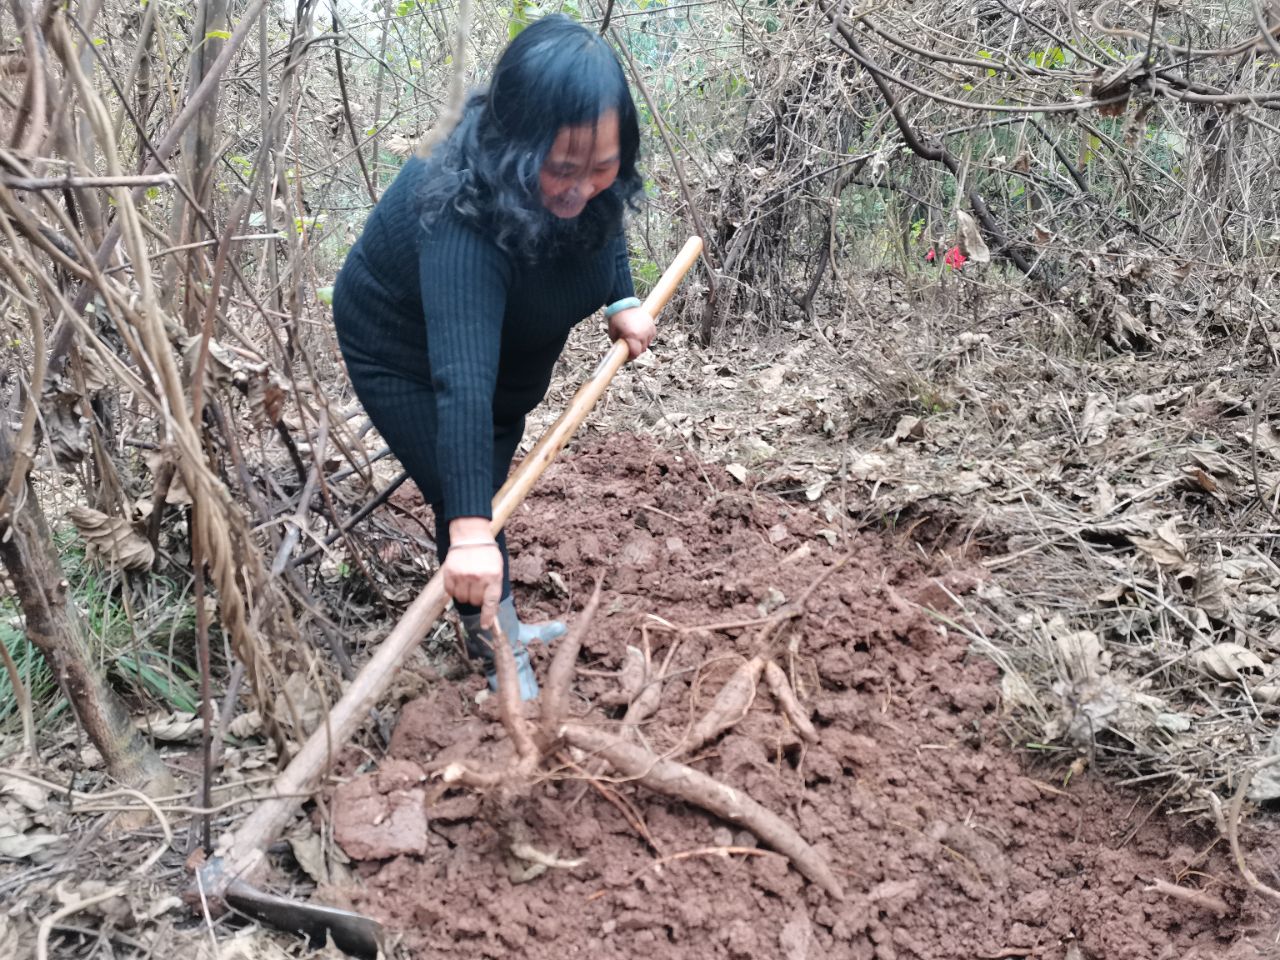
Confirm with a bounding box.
[1186,468,1217,494]
[754,365,787,392]
[1239,423,1280,463]
[288,824,330,885]
[275,671,324,737]
[228,709,263,739]
[1190,449,1237,477]
[1154,712,1191,733]
[1250,671,1280,705]
[1193,643,1265,682]
[245,370,287,427]
[1053,624,1106,683]
[1092,478,1117,516]
[1055,673,1165,744]
[737,435,778,464]
[955,210,991,264]
[725,463,748,484]
[1193,566,1233,622]
[1130,517,1186,568]
[1248,730,1280,801]
[144,450,193,505]
[1,774,49,812]
[1000,671,1039,712]
[385,135,413,157]
[40,378,90,466]
[0,803,62,859]
[1079,393,1114,446]
[892,415,925,442]
[0,915,24,960]
[66,507,155,571]
[138,711,203,743]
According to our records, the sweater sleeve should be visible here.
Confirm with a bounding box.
[419,216,513,522]
[607,228,635,304]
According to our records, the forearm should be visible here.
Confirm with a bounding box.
[608,228,635,303]
[449,515,495,543]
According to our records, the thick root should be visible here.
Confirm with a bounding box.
[562,722,844,900]
[539,579,603,746]
[764,660,819,744]
[491,623,539,774]
[684,655,765,754]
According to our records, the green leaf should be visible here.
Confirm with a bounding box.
[509,0,535,39]
[205,29,231,40]
[396,0,413,13]
[92,37,107,46]
[145,186,159,201]
[316,285,334,306]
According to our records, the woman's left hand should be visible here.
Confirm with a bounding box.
[608,306,656,360]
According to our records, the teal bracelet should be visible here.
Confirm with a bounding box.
[604,296,642,318]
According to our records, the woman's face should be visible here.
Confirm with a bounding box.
[539,110,621,219]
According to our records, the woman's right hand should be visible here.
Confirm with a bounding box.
[443,517,504,628]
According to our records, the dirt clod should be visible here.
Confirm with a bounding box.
[332,759,428,861]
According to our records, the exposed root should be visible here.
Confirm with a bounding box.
[684,655,765,755]
[539,578,604,747]
[1225,754,1280,904]
[623,634,678,730]
[510,843,586,870]
[561,722,845,900]
[491,622,539,776]
[439,761,503,790]
[1141,877,1230,917]
[584,845,783,902]
[764,660,819,744]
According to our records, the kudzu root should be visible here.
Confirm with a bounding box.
[563,722,844,900]
[764,660,819,744]
[684,655,765,754]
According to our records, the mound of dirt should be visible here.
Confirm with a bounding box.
[333,435,1266,959]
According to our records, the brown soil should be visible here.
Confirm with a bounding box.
[331,435,1273,959]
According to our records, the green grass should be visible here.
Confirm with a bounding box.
[0,531,202,737]
[0,612,57,728]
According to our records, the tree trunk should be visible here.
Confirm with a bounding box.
[0,428,173,792]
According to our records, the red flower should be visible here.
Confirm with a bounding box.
[943,246,967,269]
[925,249,936,262]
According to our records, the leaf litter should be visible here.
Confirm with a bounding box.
[537,274,1280,824]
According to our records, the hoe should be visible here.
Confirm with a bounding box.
[188,237,703,956]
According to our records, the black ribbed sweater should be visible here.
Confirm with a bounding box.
[333,157,634,522]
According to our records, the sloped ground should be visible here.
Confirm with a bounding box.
[5,266,1280,958]
[330,435,1270,959]
[548,266,1280,815]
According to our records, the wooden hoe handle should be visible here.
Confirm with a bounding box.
[212,236,704,886]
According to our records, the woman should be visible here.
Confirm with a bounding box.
[332,16,653,700]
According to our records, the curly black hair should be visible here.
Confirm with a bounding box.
[417,15,644,261]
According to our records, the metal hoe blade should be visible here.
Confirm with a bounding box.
[225,878,384,958]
